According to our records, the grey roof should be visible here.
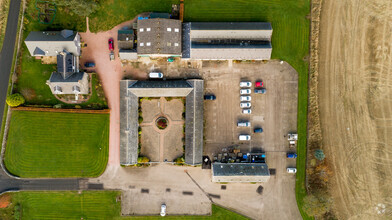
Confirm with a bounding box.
[182,23,191,58]
[137,18,182,55]
[212,163,270,176]
[190,22,272,31]
[149,12,170,19]
[57,51,75,79]
[49,71,84,83]
[190,44,272,60]
[118,30,134,50]
[191,41,271,49]
[131,80,192,88]
[120,79,204,165]
[212,163,270,182]
[25,30,80,56]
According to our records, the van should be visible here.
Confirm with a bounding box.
[237,122,251,127]
[239,135,251,141]
[149,72,163,78]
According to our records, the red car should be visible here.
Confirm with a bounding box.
[255,81,264,87]
[108,38,114,51]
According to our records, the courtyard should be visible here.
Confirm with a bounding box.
[139,97,185,162]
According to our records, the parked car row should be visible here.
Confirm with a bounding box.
[238,80,266,141]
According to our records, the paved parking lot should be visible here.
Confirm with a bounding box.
[202,61,298,158]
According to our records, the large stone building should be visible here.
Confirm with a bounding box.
[46,51,88,96]
[120,79,204,165]
[137,18,182,57]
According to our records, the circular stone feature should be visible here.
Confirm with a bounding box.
[156,117,168,130]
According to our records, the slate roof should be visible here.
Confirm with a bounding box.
[25,30,80,56]
[212,163,270,177]
[49,71,84,83]
[57,51,75,79]
[120,79,204,165]
[118,30,134,50]
[137,18,182,55]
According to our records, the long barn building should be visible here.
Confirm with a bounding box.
[182,22,273,60]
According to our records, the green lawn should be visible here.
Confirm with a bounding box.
[0,191,247,220]
[4,111,109,177]
[8,191,121,220]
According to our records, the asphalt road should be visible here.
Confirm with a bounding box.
[0,0,82,193]
[0,0,21,129]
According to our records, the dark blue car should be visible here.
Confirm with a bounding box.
[84,62,95,68]
[254,128,263,133]
[204,95,216,100]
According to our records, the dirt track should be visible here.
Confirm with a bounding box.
[318,0,392,219]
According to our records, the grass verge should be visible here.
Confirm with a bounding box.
[4,111,109,177]
[0,191,248,220]
[0,0,10,51]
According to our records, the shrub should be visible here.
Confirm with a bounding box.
[137,156,149,163]
[6,93,25,107]
[302,194,332,217]
[314,149,325,161]
[138,116,143,124]
[174,156,185,164]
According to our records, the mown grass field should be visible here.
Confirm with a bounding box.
[0,191,247,220]
[4,111,109,177]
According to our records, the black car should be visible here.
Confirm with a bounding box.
[84,62,95,68]
[204,95,216,100]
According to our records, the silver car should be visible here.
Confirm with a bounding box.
[240,96,251,101]
[240,89,251,95]
[240,102,251,108]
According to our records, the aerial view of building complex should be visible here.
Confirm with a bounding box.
[0,0,390,219]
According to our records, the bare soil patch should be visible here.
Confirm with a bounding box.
[0,193,11,208]
[318,0,392,218]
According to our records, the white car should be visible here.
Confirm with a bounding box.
[287,168,297,173]
[239,135,251,141]
[160,204,166,216]
[149,72,163,78]
[240,96,251,101]
[240,89,251,95]
[237,122,251,127]
[242,109,252,114]
[240,102,251,108]
[240,81,252,87]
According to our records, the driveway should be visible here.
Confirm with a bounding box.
[79,17,147,167]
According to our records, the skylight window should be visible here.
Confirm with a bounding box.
[167,28,172,32]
